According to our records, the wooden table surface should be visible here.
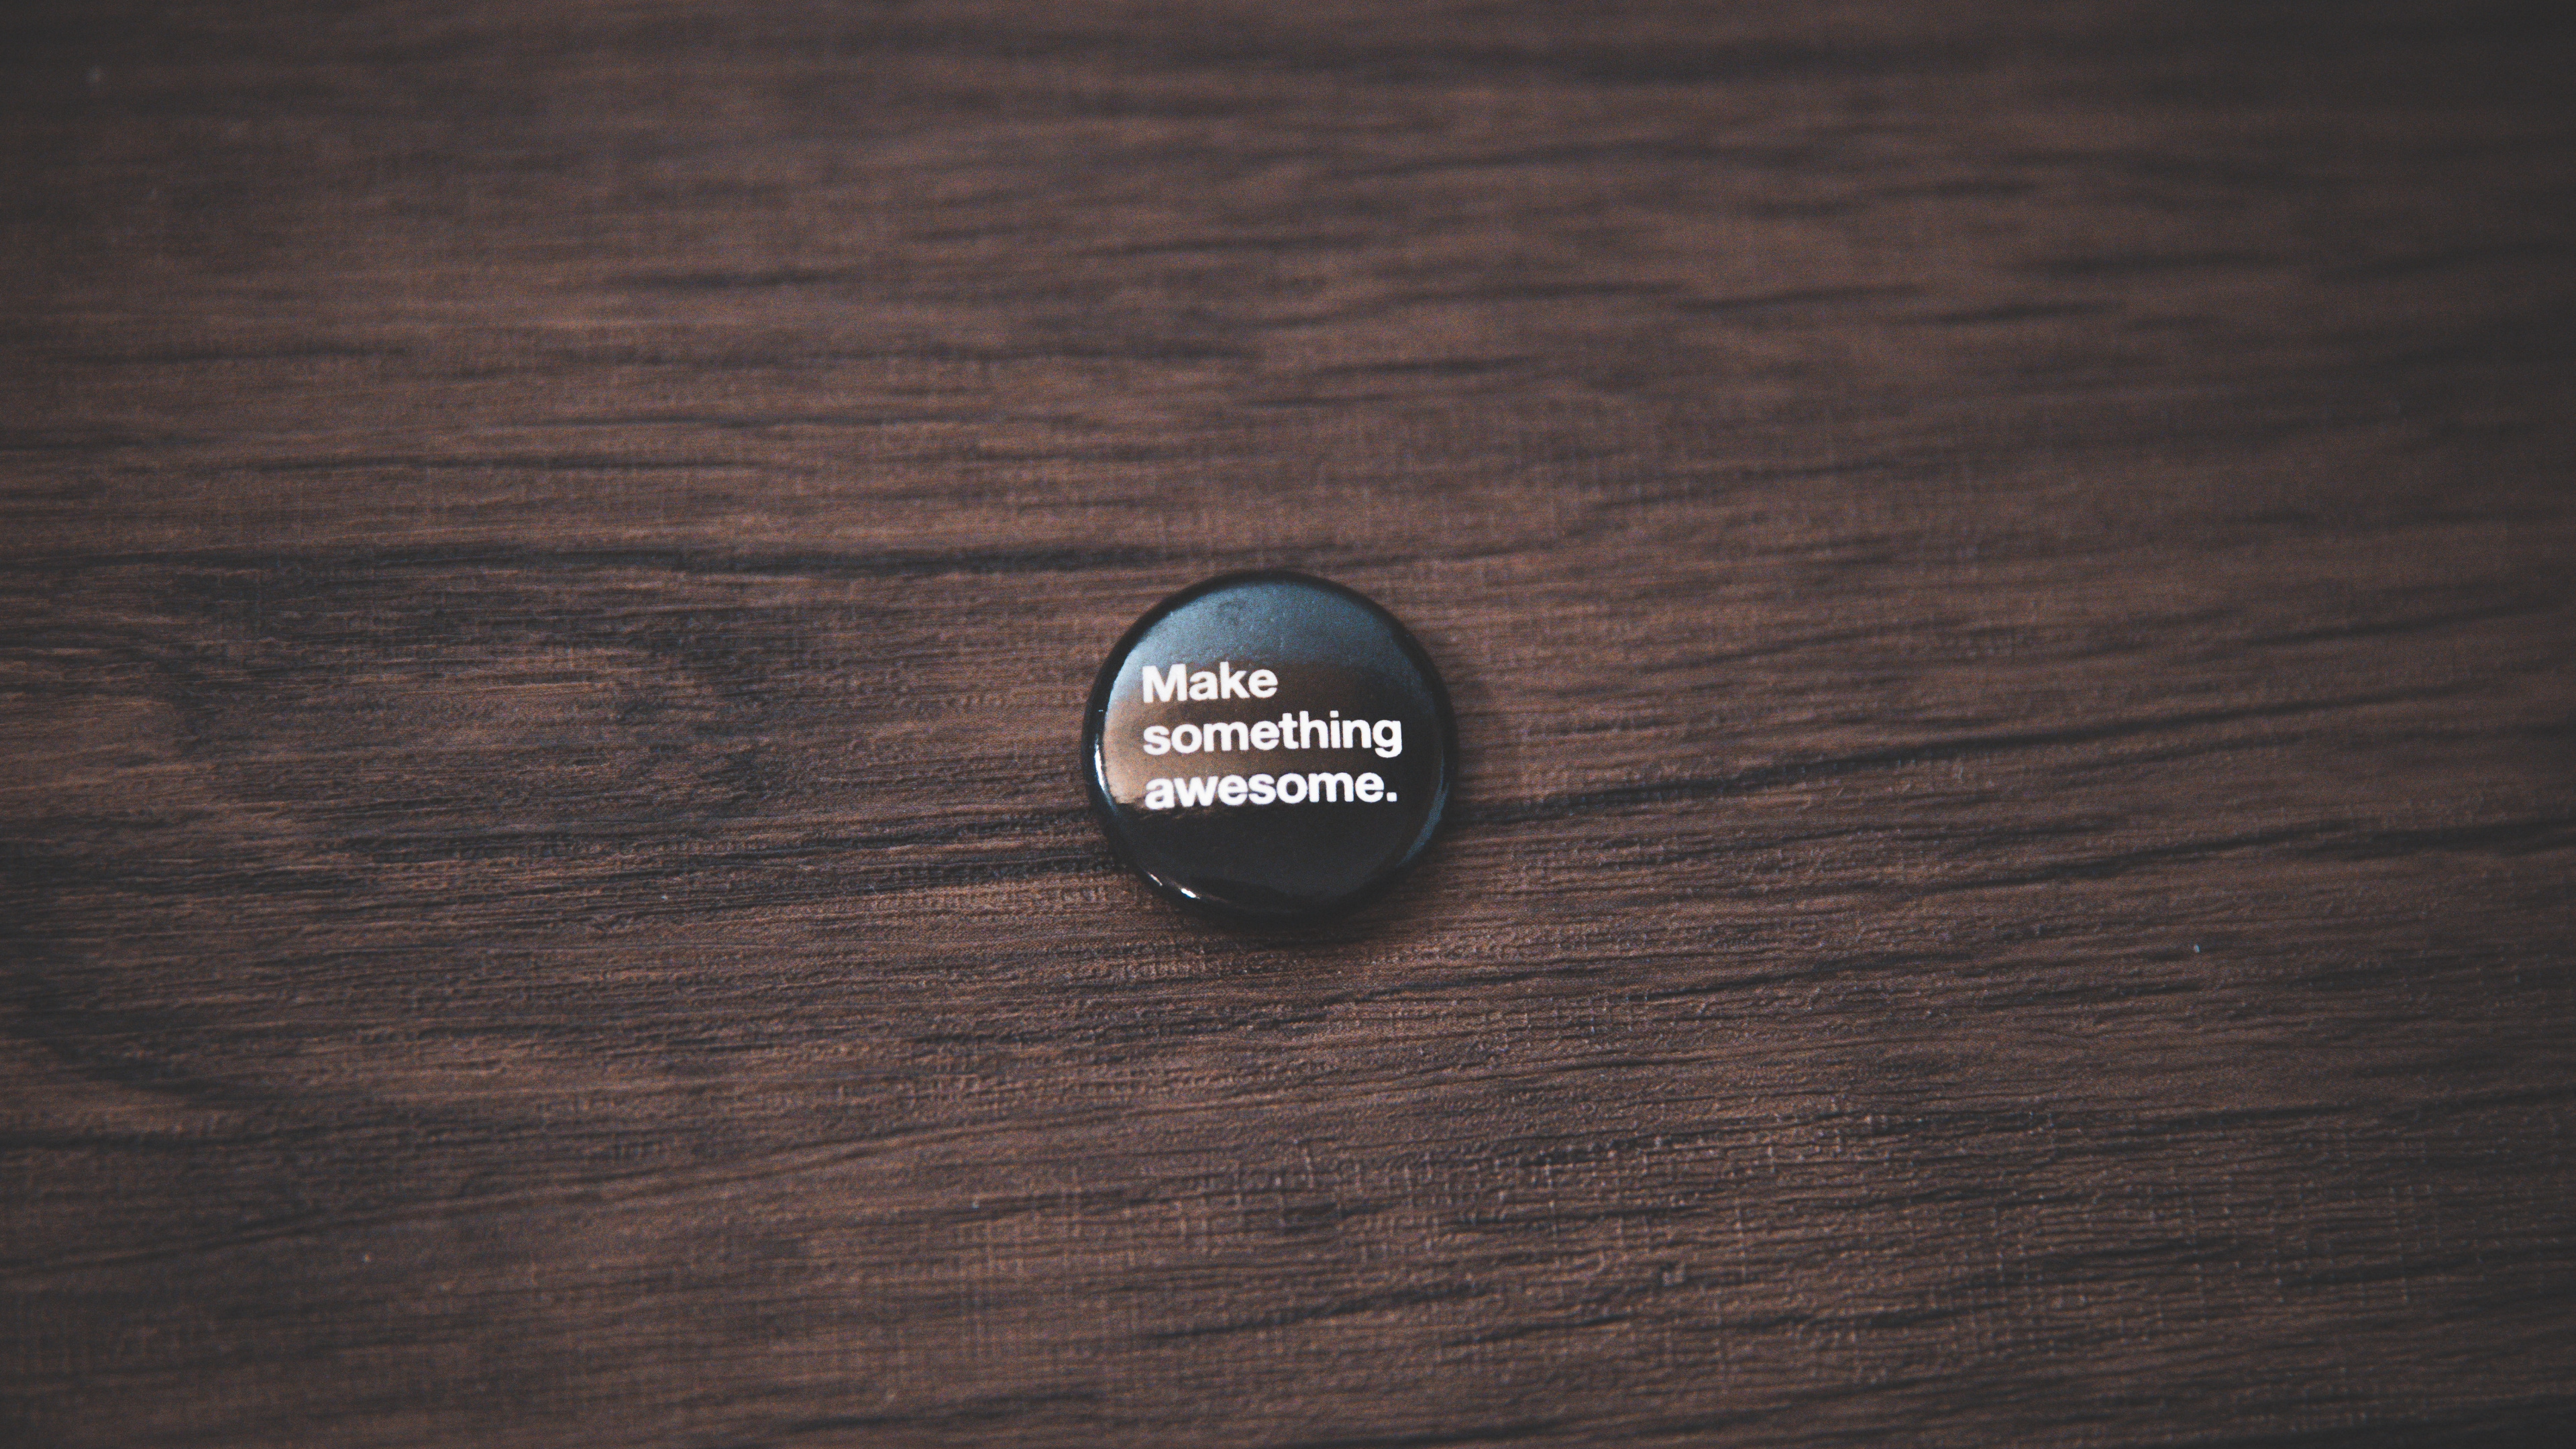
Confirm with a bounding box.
[5,3,2573,1445]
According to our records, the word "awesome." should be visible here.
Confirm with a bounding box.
[1140,771,1394,810]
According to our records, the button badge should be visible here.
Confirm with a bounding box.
[1083,572,1455,920]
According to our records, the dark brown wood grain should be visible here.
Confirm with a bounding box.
[5,2,2574,1445]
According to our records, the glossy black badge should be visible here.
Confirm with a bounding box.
[1083,572,1454,921]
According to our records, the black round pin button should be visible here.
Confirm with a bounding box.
[1083,571,1455,921]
